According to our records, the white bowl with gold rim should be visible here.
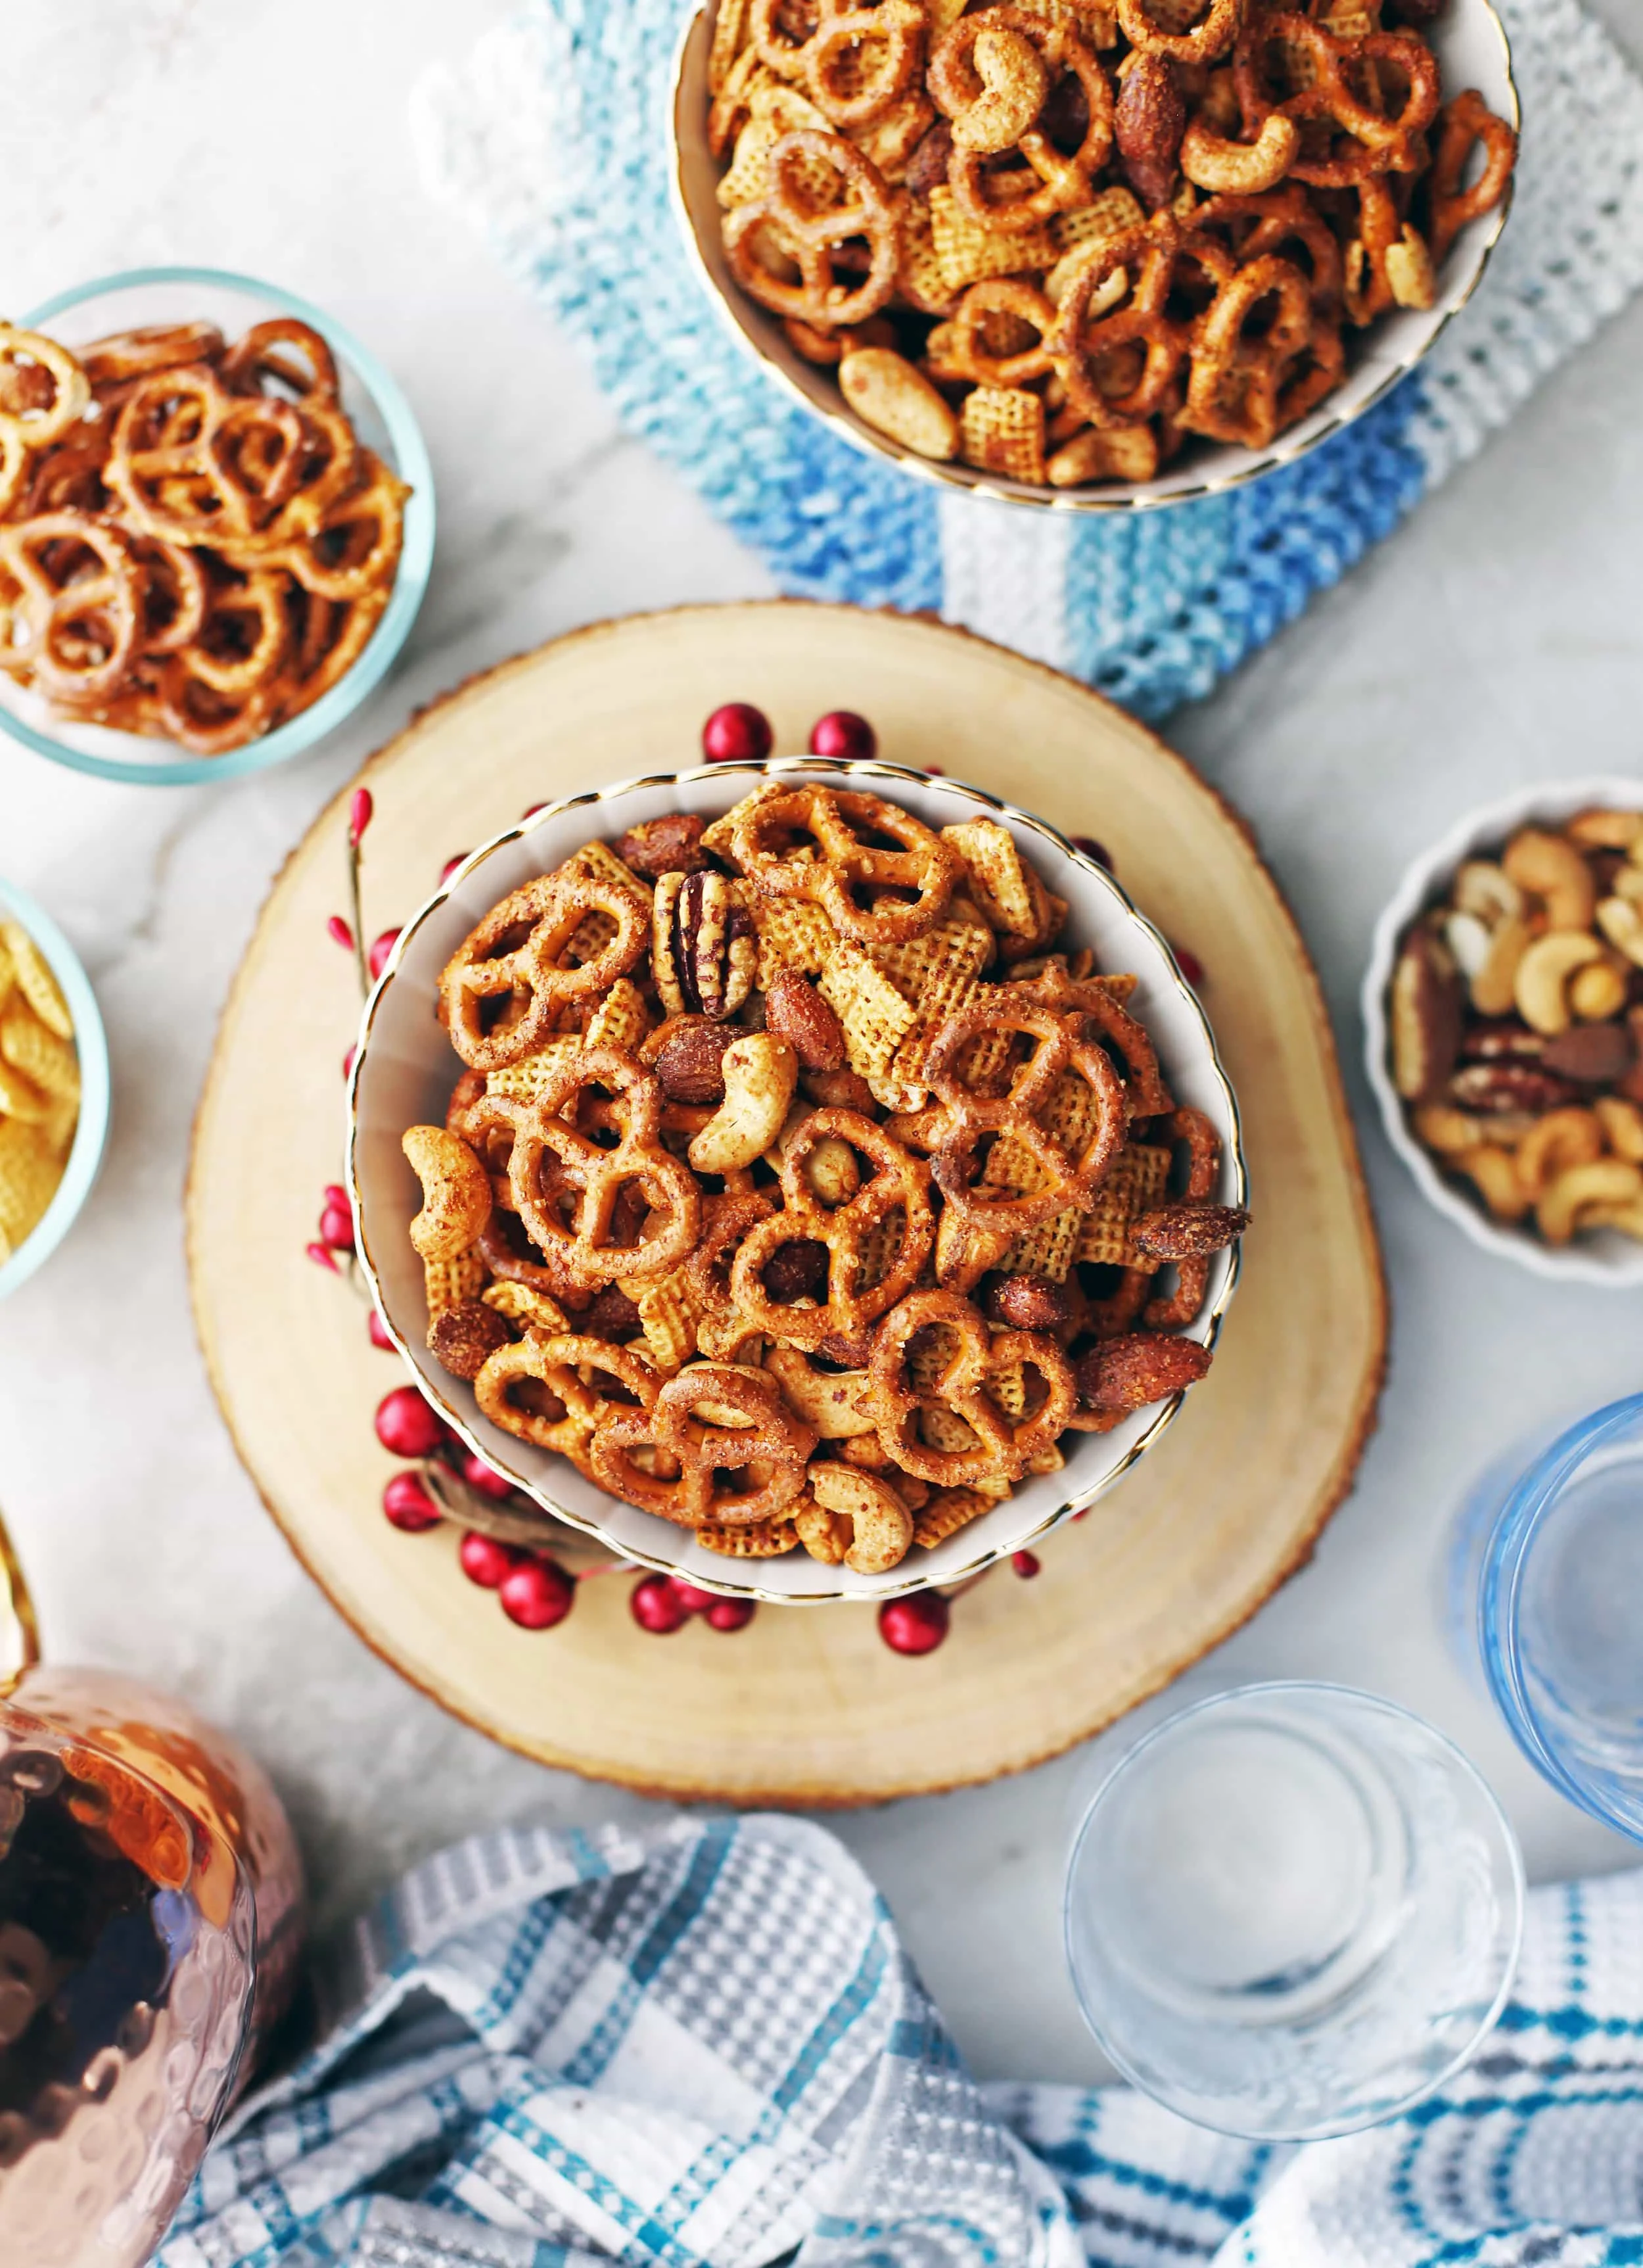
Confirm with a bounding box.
[348,755,1246,1601]
[1364,776,1643,1288]
[668,0,1517,512]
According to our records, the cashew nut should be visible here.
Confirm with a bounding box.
[1597,895,1643,969]
[402,1125,492,1260]
[1597,1095,1643,1162]
[1469,914,1530,1017]
[802,1461,914,1574]
[1457,1144,1529,1222]
[1383,225,1435,310]
[1569,957,1629,1022]
[1585,1199,1643,1240]
[1612,864,1643,908]
[1453,861,1523,926]
[1514,931,1604,1036]
[764,1344,875,1438]
[1412,1104,1485,1156]
[1567,807,1643,851]
[1179,112,1298,193]
[688,1033,798,1174]
[950,25,1050,153]
[1502,828,1597,932]
[1515,1107,1602,1196]
[1538,1158,1643,1244]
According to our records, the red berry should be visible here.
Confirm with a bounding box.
[348,788,374,847]
[459,1530,519,1589]
[374,1386,450,1459]
[808,711,875,762]
[383,1471,442,1532]
[461,1453,515,1501]
[670,1580,718,1615]
[1011,1549,1040,1578]
[924,763,944,776]
[368,1309,395,1351]
[1071,835,1113,870]
[879,1591,950,1655]
[440,851,469,885]
[1174,943,1206,988]
[318,1204,355,1252]
[521,801,548,820]
[368,928,401,981]
[342,1044,358,1080]
[630,1572,690,1633]
[702,703,773,763]
[304,1240,340,1274]
[327,914,354,951]
[323,1183,348,1210]
[499,1557,575,1630]
[706,1597,756,1632]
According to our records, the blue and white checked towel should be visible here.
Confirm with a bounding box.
[162,1814,1643,2267]
[413,0,1643,719]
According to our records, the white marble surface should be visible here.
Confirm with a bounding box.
[5,0,1643,2089]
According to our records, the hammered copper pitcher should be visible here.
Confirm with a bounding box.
[0,1515,306,2265]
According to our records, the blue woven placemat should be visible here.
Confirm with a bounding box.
[415,0,1643,719]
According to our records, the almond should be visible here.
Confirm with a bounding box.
[655,1024,735,1104]
[1115,54,1185,209]
[1130,1202,1250,1260]
[766,968,846,1071]
[614,812,710,878]
[1075,1332,1211,1415]
[981,1273,1069,1331]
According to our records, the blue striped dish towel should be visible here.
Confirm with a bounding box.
[162,1814,1643,2267]
[412,0,1643,720]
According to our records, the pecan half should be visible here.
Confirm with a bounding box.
[654,870,756,1021]
[1115,55,1185,208]
[766,968,846,1070]
[1448,1061,1582,1116]
[1075,1332,1211,1415]
[1130,1202,1250,1261]
[614,812,710,879]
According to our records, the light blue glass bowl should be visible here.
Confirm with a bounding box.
[0,878,110,1300]
[3,267,436,786]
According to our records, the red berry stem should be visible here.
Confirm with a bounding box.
[346,808,370,1002]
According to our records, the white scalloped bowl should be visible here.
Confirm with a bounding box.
[1363,775,1643,1288]
[349,755,1246,1601]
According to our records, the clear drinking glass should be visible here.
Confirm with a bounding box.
[1467,1392,1643,1841]
[1063,1682,1523,2140]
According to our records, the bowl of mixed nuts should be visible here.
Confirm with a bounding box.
[1364,777,1643,1284]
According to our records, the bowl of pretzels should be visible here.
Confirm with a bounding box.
[0,268,435,784]
[670,0,1517,506]
[348,755,1248,1601]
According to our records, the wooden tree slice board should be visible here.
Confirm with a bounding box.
[188,602,1385,1806]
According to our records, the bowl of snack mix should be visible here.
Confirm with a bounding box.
[349,753,1248,1600]
[1365,778,1643,1286]
[0,879,110,1299]
[670,0,1517,506]
[0,268,435,785]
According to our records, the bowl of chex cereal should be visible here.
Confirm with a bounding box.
[669,0,1517,508]
[349,755,1246,1601]
[0,880,109,1299]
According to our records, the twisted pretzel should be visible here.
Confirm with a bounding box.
[934,10,1114,231]
[1017,965,1174,1118]
[867,1288,1075,1485]
[1052,218,1234,429]
[1182,249,1315,448]
[925,993,1127,1234]
[1426,89,1517,263]
[729,1108,934,1349]
[1117,0,1242,66]
[591,1361,818,1526]
[730,782,960,944]
[1234,14,1440,188]
[945,279,1059,387]
[806,0,926,126]
[0,513,146,706]
[1076,1104,1222,1359]
[220,318,340,405]
[1190,187,1345,316]
[439,866,649,1072]
[496,1048,703,1288]
[80,323,225,391]
[476,1333,659,1459]
[724,132,901,330]
[0,327,91,458]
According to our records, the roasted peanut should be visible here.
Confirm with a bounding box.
[839,348,960,462]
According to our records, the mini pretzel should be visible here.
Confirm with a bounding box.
[1427,89,1517,264]
[220,318,341,405]
[927,14,1049,152]
[1234,14,1440,189]
[1052,217,1232,429]
[591,1361,818,1526]
[934,11,1114,231]
[108,366,310,546]
[244,446,404,593]
[925,993,1126,1235]
[945,279,1059,387]
[724,131,902,329]
[476,1332,659,1459]
[1117,0,1241,66]
[806,0,926,127]
[730,783,961,945]
[1191,188,1344,317]
[867,1287,1075,1484]
[0,513,147,707]
[1182,250,1315,449]
[1017,966,1174,1118]
[729,1108,935,1348]
[499,1047,703,1288]
[80,323,225,390]
[439,867,649,1072]
[1079,1104,1222,1350]
[0,327,91,458]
